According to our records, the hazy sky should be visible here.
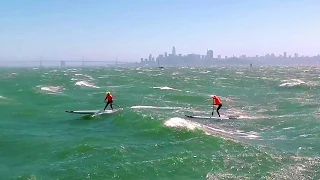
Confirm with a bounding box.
[0,0,319,61]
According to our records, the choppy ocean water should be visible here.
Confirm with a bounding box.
[0,66,319,180]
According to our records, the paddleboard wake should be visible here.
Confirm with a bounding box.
[185,114,238,120]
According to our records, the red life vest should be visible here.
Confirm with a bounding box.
[212,95,222,105]
[106,94,113,102]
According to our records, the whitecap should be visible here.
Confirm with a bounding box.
[280,79,305,87]
[164,117,202,130]
[152,86,181,91]
[131,106,181,110]
[75,81,99,88]
[283,127,295,130]
[199,70,211,74]
[40,86,64,94]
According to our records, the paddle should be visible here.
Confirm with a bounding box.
[113,104,121,108]
[211,104,215,116]
[103,101,122,109]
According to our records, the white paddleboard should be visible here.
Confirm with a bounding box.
[185,115,238,120]
[65,109,121,115]
[92,109,122,116]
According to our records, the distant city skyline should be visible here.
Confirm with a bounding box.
[0,0,319,61]
[1,45,320,67]
[141,46,319,61]
[139,46,320,67]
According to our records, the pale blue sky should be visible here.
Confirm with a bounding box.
[0,0,319,61]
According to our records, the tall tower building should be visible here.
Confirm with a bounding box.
[207,50,213,59]
[283,52,287,58]
[172,46,176,56]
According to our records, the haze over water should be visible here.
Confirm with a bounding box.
[1,66,319,179]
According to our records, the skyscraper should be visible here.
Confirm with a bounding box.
[283,52,287,58]
[172,46,176,56]
[207,50,213,59]
[149,54,152,61]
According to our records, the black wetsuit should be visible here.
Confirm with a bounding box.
[104,100,113,110]
[212,104,222,117]
[216,104,222,117]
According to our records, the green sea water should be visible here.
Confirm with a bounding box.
[0,66,319,180]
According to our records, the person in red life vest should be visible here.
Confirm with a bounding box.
[104,92,113,110]
[211,95,222,117]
